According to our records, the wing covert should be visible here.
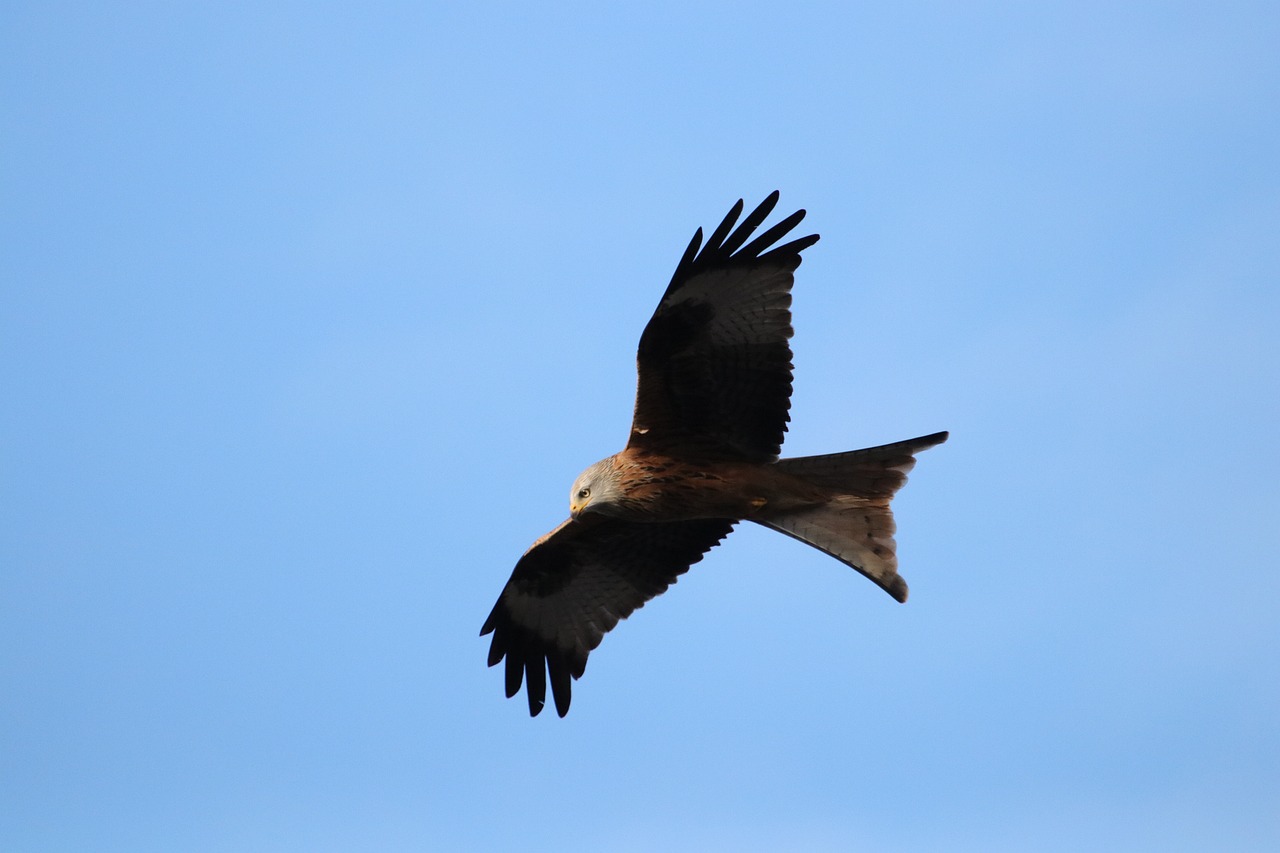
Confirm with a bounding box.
[480,516,735,717]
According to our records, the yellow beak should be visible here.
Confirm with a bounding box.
[570,491,593,517]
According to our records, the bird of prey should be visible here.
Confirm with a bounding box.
[481,192,947,717]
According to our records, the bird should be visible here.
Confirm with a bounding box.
[481,192,947,717]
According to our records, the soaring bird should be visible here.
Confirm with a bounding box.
[481,192,947,716]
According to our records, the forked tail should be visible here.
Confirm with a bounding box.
[758,431,948,602]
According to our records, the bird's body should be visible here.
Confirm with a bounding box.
[576,450,826,523]
[482,193,947,716]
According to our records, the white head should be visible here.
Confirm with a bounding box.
[569,456,624,519]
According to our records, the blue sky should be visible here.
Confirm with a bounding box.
[3,2,1278,850]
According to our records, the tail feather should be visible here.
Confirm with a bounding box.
[774,431,949,496]
[758,431,947,602]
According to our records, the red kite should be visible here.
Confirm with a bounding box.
[482,193,947,716]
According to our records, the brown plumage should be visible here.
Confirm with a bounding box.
[481,192,947,716]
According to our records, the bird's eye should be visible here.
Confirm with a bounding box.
[577,487,591,499]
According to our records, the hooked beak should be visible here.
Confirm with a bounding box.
[570,499,588,519]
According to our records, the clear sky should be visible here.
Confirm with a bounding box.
[3,2,1278,851]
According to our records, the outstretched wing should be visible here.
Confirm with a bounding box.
[481,516,735,717]
[629,191,820,462]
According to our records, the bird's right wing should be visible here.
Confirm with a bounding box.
[481,516,735,717]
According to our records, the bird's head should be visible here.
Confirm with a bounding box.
[570,457,624,519]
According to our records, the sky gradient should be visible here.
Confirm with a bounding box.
[4,2,1279,850]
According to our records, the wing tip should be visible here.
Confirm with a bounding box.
[665,192,819,293]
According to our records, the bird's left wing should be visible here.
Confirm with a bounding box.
[628,192,820,462]
[481,515,735,717]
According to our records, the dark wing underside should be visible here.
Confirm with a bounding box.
[481,516,735,717]
[629,191,820,462]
